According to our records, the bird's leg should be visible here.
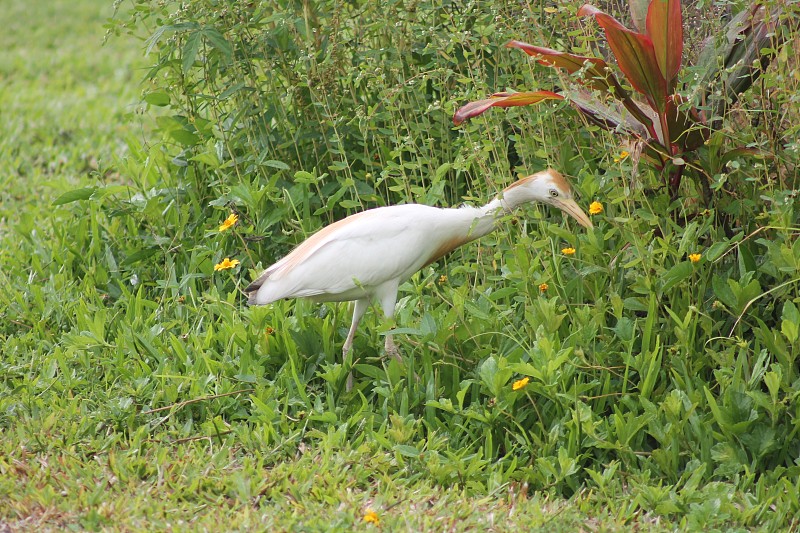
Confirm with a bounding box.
[378,284,403,364]
[384,333,402,363]
[343,299,368,391]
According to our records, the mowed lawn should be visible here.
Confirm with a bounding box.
[0,2,649,531]
[1,1,792,531]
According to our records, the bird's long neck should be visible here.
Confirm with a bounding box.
[478,182,530,222]
[455,187,526,242]
[424,182,536,266]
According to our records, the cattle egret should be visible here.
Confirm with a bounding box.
[246,169,592,389]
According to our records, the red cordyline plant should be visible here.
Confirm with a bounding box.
[454,0,790,202]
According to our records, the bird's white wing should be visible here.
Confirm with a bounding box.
[246,205,443,304]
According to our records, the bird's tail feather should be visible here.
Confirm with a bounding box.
[244,271,271,305]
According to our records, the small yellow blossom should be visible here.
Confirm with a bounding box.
[613,150,630,163]
[539,283,548,292]
[214,257,241,271]
[561,247,576,255]
[512,377,530,391]
[589,201,603,215]
[363,509,380,525]
[219,213,239,232]
[688,253,702,263]
[438,275,448,285]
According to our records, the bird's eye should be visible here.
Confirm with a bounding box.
[549,189,559,197]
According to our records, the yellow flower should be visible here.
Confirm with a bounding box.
[538,283,548,292]
[214,257,241,271]
[561,247,576,255]
[219,213,239,232]
[688,253,702,263]
[512,377,530,391]
[438,275,448,285]
[613,150,630,163]
[363,509,380,525]
[589,201,603,215]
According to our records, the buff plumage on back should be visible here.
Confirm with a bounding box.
[244,210,376,304]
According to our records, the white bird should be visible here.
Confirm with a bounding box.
[245,169,592,388]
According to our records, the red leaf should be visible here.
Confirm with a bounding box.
[453,91,564,125]
[506,41,623,94]
[647,0,683,88]
[578,4,667,113]
[506,40,655,133]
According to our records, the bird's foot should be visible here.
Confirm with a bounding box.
[385,336,402,364]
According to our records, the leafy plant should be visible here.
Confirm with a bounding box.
[454,0,793,202]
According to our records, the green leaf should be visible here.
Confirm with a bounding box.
[705,241,728,262]
[144,22,198,56]
[122,247,159,266]
[201,28,232,61]
[52,187,97,206]
[712,275,737,308]
[393,444,421,458]
[660,261,693,292]
[453,90,563,125]
[143,91,170,106]
[182,30,202,73]
[293,170,317,184]
[781,301,799,344]
[262,159,290,170]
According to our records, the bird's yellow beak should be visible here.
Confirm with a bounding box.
[555,198,593,228]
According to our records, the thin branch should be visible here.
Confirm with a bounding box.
[142,389,255,415]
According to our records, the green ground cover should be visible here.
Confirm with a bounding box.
[1,0,799,530]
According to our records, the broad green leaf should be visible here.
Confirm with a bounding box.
[168,129,199,146]
[293,170,317,184]
[309,411,337,424]
[646,0,683,88]
[712,275,736,308]
[122,247,159,266]
[453,90,563,125]
[52,187,97,205]
[144,22,198,56]
[660,261,693,292]
[262,159,290,170]
[393,445,421,458]
[578,4,667,113]
[705,241,729,262]
[781,301,799,343]
[201,28,232,61]
[182,30,202,73]
[143,91,170,106]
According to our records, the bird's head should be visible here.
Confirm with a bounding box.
[501,169,593,228]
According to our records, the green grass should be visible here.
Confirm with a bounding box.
[2,0,800,531]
